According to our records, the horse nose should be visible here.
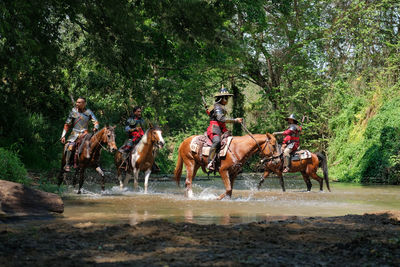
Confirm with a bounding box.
[159,141,165,149]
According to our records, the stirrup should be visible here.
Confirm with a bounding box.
[64,165,71,172]
[207,162,215,171]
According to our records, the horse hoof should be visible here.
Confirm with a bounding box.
[77,190,81,194]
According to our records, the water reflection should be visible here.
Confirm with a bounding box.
[59,176,400,225]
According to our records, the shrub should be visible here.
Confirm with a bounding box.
[0,147,29,184]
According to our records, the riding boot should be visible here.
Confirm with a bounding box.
[283,155,290,173]
[207,147,217,171]
[64,150,72,172]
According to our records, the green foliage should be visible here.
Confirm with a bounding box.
[1,0,400,185]
[329,88,400,184]
[0,147,29,184]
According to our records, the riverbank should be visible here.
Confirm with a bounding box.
[1,211,399,266]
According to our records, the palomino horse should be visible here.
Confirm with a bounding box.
[174,133,270,200]
[114,125,165,193]
[57,126,118,194]
[257,133,331,192]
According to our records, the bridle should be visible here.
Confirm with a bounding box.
[150,127,164,149]
[92,127,115,152]
[260,138,282,164]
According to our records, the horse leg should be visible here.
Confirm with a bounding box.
[217,169,232,200]
[301,171,312,191]
[123,172,132,188]
[57,169,66,190]
[144,169,151,194]
[309,171,323,191]
[77,168,85,194]
[133,168,139,191]
[258,171,270,190]
[117,168,124,189]
[96,166,106,192]
[72,168,79,187]
[184,163,199,198]
[277,172,286,192]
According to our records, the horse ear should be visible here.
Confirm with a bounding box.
[112,125,116,129]
[266,133,276,143]
[149,122,153,128]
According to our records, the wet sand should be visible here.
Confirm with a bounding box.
[1,211,399,266]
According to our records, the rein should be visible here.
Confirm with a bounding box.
[91,129,111,152]
[240,122,265,154]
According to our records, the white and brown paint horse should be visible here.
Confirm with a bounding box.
[114,125,165,193]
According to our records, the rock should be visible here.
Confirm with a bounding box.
[0,180,64,215]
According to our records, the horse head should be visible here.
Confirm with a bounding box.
[260,132,279,160]
[99,125,118,153]
[148,124,165,149]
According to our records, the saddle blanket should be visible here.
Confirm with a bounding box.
[190,136,233,157]
[291,150,312,161]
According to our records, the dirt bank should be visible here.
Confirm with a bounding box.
[1,212,399,266]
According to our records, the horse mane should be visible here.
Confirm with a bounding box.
[91,126,106,141]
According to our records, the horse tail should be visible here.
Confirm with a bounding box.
[174,146,184,187]
[316,152,331,192]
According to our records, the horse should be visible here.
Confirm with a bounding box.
[174,133,270,200]
[114,125,165,193]
[257,133,331,192]
[57,126,117,194]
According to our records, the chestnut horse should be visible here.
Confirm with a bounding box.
[174,133,270,200]
[114,125,165,193]
[57,126,117,194]
[257,133,330,192]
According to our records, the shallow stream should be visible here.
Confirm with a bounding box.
[58,174,400,225]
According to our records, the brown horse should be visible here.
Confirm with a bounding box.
[57,126,117,194]
[174,133,270,200]
[114,125,165,193]
[257,133,330,192]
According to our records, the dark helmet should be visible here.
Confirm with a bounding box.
[285,114,298,124]
[214,85,233,98]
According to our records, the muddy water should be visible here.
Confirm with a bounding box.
[59,175,400,225]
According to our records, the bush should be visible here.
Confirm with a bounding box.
[0,147,29,184]
[328,91,400,184]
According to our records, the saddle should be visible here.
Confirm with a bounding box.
[190,132,233,158]
[73,133,91,168]
[290,150,312,161]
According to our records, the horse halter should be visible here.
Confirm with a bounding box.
[260,138,282,164]
[150,127,165,149]
[93,127,116,153]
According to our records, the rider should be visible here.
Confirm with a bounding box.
[60,97,99,172]
[207,86,243,171]
[119,106,146,157]
[273,114,302,173]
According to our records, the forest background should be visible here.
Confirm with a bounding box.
[1,0,400,187]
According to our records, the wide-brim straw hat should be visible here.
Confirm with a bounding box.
[214,85,233,98]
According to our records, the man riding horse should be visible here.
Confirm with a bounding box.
[119,106,146,158]
[60,97,99,172]
[207,86,243,171]
[273,114,302,173]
